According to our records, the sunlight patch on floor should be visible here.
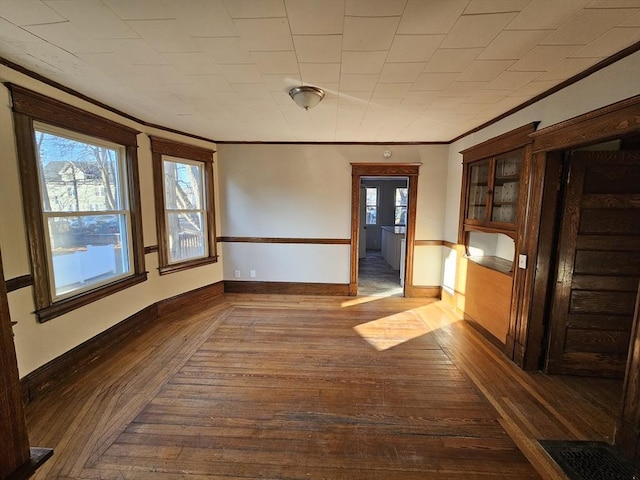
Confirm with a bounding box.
[353,311,437,351]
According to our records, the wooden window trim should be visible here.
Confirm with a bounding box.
[7,84,146,323]
[149,136,217,275]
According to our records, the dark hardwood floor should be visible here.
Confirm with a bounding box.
[23,294,622,479]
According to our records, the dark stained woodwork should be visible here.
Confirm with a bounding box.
[20,294,628,479]
[223,280,349,296]
[144,245,159,254]
[530,95,640,153]
[460,123,539,164]
[150,137,218,276]
[7,84,139,146]
[156,281,224,318]
[403,285,441,298]
[616,286,640,465]
[10,89,147,323]
[545,151,640,377]
[0,251,31,478]
[5,274,33,293]
[350,163,420,296]
[218,236,350,245]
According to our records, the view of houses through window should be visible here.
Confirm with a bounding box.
[365,187,378,225]
[162,157,207,264]
[34,124,132,299]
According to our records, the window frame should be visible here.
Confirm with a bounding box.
[365,186,379,226]
[150,136,217,275]
[8,84,146,323]
[394,186,408,226]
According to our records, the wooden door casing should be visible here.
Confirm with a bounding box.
[545,151,640,377]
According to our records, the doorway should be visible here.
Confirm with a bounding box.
[358,177,408,296]
[349,163,420,296]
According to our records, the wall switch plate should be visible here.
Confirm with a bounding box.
[250,270,256,278]
[518,254,527,269]
[234,270,241,278]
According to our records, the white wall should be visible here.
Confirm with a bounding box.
[0,65,224,377]
[217,143,449,286]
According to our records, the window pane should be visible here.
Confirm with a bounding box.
[48,214,131,298]
[366,206,377,225]
[395,206,407,225]
[395,187,408,206]
[164,160,204,210]
[365,187,377,207]
[35,129,123,212]
[167,212,206,263]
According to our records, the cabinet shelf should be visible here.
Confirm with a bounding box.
[494,174,519,184]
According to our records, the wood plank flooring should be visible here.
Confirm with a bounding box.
[23,294,622,479]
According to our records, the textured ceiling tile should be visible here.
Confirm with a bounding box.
[620,11,640,26]
[387,35,445,62]
[478,29,553,60]
[299,63,341,84]
[424,48,482,72]
[401,91,440,105]
[23,23,115,53]
[345,0,407,16]
[535,57,604,81]
[173,1,238,37]
[104,0,176,20]
[444,81,488,96]
[343,16,400,51]
[541,8,639,45]
[126,19,200,52]
[397,0,469,34]
[293,35,342,63]
[458,59,515,81]
[106,39,169,65]
[45,0,137,38]
[464,0,529,14]
[587,0,640,7]
[485,70,542,90]
[340,73,379,91]
[378,63,425,83]
[372,83,412,98]
[0,0,66,25]
[180,75,234,93]
[507,0,592,30]
[429,96,468,110]
[163,53,221,75]
[252,51,299,74]
[218,64,264,83]
[412,72,459,91]
[234,18,294,51]
[341,51,387,73]
[195,37,253,64]
[513,79,559,96]
[572,27,640,58]
[509,45,581,72]
[338,90,373,103]
[262,74,302,92]
[441,12,518,48]
[285,0,345,34]
[466,89,510,103]
[223,0,287,18]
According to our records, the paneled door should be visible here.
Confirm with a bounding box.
[545,151,640,377]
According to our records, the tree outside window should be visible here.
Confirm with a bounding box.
[365,187,378,225]
[395,187,408,225]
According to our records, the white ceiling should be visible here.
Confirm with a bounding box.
[0,0,638,142]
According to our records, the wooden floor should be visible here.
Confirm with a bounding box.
[24,294,623,479]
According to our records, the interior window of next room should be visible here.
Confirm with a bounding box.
[365,187,379,225]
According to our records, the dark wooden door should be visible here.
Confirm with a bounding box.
[545,151,640,377]
[0,250,32,477]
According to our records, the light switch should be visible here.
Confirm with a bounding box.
[518,254,527,269]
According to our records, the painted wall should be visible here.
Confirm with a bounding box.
[0,66,224,377]
[217,143,449,287]
[441,51,640,291]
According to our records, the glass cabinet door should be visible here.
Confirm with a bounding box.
[490,151,522,225]
[467,161,490,222]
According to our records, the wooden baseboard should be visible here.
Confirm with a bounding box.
[464,314,506,352]
[7,447,54,480]
[224,280,349,296]
[20,281,225,404]
[157,281,224,317]
[404,285,441,298]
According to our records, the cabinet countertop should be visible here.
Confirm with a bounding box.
[380,225,406,235]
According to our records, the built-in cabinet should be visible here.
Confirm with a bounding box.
[457,123,537,349]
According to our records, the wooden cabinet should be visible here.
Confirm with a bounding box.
[463,148,524,237]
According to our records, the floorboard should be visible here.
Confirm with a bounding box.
[23,294,622,479]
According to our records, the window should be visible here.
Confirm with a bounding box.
[9,84,146,322]
[395,187,408,225]
[365,187,378,225]
[150,137,217,274]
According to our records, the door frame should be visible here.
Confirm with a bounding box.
[349,163,420,296]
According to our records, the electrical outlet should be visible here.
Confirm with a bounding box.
[250,269,256,278]
[234,270,241,278]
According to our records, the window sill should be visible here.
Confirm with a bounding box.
[158,256,219,276]
[36,272,148,323]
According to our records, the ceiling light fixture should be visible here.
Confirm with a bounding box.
[288,86,325,110]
